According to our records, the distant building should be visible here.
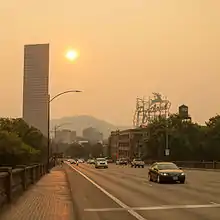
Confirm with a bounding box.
[108,128,148,160]
[102,139,109,157]
[82,127,103,144]
[55,129,76,144]
[22,44,49,137]
[102,144,108,157]
[108,130,119,160]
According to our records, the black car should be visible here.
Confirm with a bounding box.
[148,162,186,184]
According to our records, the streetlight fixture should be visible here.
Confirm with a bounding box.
[50,122,72,154]
[53,122,72,140]
[47,90,82,172]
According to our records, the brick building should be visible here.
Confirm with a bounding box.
[108,128,148,160]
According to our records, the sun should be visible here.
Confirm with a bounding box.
[65,50,79,61]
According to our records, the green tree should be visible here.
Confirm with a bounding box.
[144,117,167,160]
[0,117,45,166]
[0,130,40,166]
[204,115,220,161]
[143,114,208,161]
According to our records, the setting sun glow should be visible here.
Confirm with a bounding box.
[65,50,78,61]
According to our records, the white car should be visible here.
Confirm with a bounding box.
[131,158,145,168]
[95,158,108,169]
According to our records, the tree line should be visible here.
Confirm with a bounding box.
[0,118,47,166]
[142,114,220,161]
[2,113,219,165]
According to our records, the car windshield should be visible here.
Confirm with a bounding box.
[157,163,179,170]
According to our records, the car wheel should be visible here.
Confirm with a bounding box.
[180,180,185,184]
[148,174,152,181]
[135,166,136,168]
[142,166,144,168]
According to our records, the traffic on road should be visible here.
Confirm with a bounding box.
[64,158,220,220]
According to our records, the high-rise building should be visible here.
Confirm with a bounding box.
[82,127,103,144]
[55,129,76,144]
[22,44,49,137]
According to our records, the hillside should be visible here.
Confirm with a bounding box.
[50,115,130,139]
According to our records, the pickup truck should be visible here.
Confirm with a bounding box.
[131,158,145,168]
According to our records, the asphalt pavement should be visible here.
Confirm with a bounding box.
[64,162,220,220]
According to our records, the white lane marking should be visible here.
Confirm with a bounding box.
[210,202,218,205]
[67,163,147,220]
[85,203,220,212]
[85,208,126,212]
[134,204,220,211]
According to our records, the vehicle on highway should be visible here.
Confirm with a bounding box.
[87,159,95,164]
[116,158,128,165]
[131,158,145,168]
[105,157,114,163]
[78,159,84,163]
[95,158,108,169]
[148,162,186,184]
[70,159,77,164]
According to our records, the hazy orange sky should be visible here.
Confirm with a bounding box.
[0,0,220,125]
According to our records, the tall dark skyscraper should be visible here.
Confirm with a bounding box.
[22,44,49,137]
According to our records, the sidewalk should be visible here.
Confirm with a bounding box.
[0,166,74,220]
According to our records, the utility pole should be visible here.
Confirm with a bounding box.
[54,125,58,153]
[165,110,169,158]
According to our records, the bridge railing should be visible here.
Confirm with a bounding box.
[0,164,46,208]
[174,161,220,169]
[144,160,220,169]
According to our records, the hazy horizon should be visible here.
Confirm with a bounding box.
[1,0,220,126]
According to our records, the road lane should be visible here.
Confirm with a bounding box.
[64,164,138,220]
[66,163,220,220]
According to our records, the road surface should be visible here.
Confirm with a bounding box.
[65,163,220,220]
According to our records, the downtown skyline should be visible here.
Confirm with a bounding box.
[0,0,220,126]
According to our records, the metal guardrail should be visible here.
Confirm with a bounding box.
[144,160,220,169]
[0,164,46,208]
[174,161,220,169]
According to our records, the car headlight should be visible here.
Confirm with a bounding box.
[161,173,168,176]
[181,173,185,176]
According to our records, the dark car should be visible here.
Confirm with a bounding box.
[148,162,186,184]
[105,157,114,163]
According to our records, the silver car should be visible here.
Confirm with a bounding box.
[95,158,108,169]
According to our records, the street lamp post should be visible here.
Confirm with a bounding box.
[53,122,72,141]
[47,90,82,172]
